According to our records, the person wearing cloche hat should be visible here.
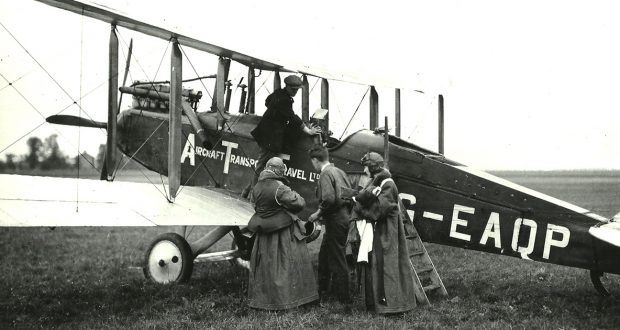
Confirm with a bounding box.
[350,151,417,314]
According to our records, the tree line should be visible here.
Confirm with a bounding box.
[0,134,102,172]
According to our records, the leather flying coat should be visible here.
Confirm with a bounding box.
[251,88,304,153]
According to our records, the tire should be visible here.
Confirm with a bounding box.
[144,233,193,284]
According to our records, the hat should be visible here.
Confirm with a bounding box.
[283,75,303,89]
[266,157,287,176]
[361,152,384,167]
[304,222,321,243]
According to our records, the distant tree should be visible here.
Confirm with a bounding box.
[41,134,68,170]
[5,153,17,170]
[96,144,106,170]
[26,136,43,169]
[74,151,95,170]
[95,144,130,170]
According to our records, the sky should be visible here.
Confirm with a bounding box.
[0,0,619,170]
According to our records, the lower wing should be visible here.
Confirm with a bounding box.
[0,174,253,227]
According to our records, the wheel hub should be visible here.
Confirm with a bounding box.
[147,240,184,284]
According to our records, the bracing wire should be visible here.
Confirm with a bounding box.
[114,31,219,199]
[406,93,434,140]
[115,29,171,110]
[118,40,134,87]
[0,122,46,156]
[112,120,165,175]
[340,87,370,140]
[76,7,85,211]
[114,30,174,197]
[309,76,320,95]
[0,20,101,125]
[255,71,273,95]
[0,73,99,170]
[178,45,256,160]
[0,67,38,93]
[0,76,110,159]
[176,131,222,195]
[331,87,346,130]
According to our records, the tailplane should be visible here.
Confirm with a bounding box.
[589,212,620,248]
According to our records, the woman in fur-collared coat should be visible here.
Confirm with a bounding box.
[353,152,417,314]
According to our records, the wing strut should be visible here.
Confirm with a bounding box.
[384,116,390,169]
[438,94,445,155]
[104,24,119,181]
[370,86,379,129]
[211,57,230,112]
[395,88,401,137]
[168,39,182,201]
[321,78,329,132]
[246,67,256,114]
[301,74,309,121]
[274,70,281,90]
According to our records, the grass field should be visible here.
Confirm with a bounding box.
[1,170,620,329]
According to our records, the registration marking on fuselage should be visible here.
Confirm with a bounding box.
[423,211,444,221]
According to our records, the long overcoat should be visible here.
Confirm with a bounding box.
[248,170,318,310]
[250,88,304,153]
[354,170,417,314]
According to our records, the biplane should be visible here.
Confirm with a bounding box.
[1,0,619,297]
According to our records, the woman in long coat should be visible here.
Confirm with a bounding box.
[247,157,318,310]
[353,152,417,314]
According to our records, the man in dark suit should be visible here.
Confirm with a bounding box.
[308,146,352,303]
[243,75,320,198]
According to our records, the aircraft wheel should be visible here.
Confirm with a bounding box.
[144,233,193,284]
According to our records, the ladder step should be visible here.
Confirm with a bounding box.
[416,266,434,275]
[423,284,441,292]
[405,228,448,300]
[410,250,425,257]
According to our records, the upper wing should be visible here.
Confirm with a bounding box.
[0,174,253,226]
[35,0,288,72]
[33,0,416,89]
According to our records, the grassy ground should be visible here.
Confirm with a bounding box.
[1,171,620,329]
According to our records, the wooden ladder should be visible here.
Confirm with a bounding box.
[402,205,448,305]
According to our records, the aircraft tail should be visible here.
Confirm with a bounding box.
[588,212,620,248]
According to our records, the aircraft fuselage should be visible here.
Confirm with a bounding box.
[116,108,620,276]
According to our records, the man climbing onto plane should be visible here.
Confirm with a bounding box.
[243,75,321,198]
[308,146,352,303]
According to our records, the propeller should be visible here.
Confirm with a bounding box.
[117,38,133,110]
[46,115,107,129]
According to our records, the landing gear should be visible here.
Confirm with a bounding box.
[144,233,194,284]
[230,227,253,270]
[143,227,254,284]
[590,270,611,297]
